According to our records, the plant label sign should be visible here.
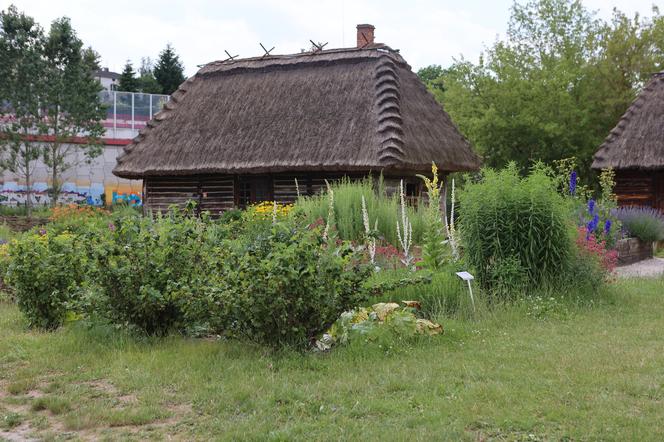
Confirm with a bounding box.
[455,271,474,281]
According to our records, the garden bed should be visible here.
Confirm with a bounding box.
[0,215,49,232]
[615,237,653,266]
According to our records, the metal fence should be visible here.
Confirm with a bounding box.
[99,91,170,133]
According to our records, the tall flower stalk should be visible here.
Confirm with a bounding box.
[323,180,335,241]
[295,178,301,199]
[396,180,414,269]
[361,195,377,266]
[446,178,460,261]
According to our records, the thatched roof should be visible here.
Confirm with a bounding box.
[592,72,664,170]
[113,44,481,179]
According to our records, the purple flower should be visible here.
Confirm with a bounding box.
[587,213,599,234]
[588,199,595,215]
[108,222,116,232]
[38,228,47,236]
[604,219,612,235]
[569,171,577,195]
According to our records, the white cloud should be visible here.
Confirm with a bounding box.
[3,0,659,76]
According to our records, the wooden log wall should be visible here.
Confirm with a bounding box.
[145,172,425,215]
[614,170,663,211]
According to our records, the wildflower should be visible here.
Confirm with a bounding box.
[108,222,116,232]
[604,219,612,236]
[38,228,47,236]
[588,199,595,214]
[569,171,577,195]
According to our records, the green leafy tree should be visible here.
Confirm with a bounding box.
[0,5,45,215]
[118,60,139,92]
[432,0,664,179]
[40,17,105,205]
[154,44,185,95]
[137,56,162,94]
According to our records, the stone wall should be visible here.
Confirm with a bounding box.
[616,237,654,266]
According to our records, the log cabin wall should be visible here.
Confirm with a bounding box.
[144,172,424,215]
[614,170,664,211]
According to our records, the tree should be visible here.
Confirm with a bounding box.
[137,57,162,94]
[118,60,139,92]
[40,17,105,206]
[431,0,664,179]
[82,46,101,71]
[154,44,185,94]
[0,5,45,215]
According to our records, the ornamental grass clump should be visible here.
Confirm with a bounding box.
[612,206,664,243]
[459,163,572,294]
[294,177,425,247]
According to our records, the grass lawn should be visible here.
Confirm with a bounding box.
[1,278,664,441]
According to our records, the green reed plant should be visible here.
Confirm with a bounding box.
[459,163,573,294]
[294,177,425,247]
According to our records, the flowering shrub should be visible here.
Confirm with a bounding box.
[612,206,664,243]
[49,204,109,222]
[575,227,618,274]
[245,201,293,221]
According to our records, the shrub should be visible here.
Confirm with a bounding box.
[294,177,426,247]
[92,212,210,335]
[612,206,664,243]
[459,164,572,292]
[183,222,372,349]
[6,231,88,329]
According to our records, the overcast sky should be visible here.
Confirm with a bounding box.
[3,0,661,76]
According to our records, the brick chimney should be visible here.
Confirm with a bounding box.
[356,24,375,48]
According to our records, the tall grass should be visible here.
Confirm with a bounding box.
[294,177,426,247]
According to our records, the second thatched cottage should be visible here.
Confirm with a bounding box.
[113,25,481,213]
[592,71,664,211]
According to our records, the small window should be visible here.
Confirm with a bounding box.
[405,182,420,207]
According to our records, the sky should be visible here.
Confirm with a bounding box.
[3,0,661,76]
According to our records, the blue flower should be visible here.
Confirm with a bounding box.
[587,213,599,234]
[588,199,595,215]
[604,219,612,235]
[569,171,577,195]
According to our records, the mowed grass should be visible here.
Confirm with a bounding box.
[1,278,664,440]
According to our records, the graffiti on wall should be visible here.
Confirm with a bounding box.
[0,181,142,207]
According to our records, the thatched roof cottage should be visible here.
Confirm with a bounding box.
[592,71,664,211]
[113,25,481,213]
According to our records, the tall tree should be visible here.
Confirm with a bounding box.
[40,17,105,205]
[0,5,45,215]
[137,56,162,94]
[82,46,101,71]
[431,0,664,178]
[154,44,185,94]
[118,60,139,92]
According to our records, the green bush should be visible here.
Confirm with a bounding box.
[6,231,89,329]
[92,212,210,335]
[182,222,372,349]
[294,177,426,247]
[459,164,572,293]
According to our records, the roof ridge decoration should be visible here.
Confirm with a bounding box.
[374,57,405,165]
